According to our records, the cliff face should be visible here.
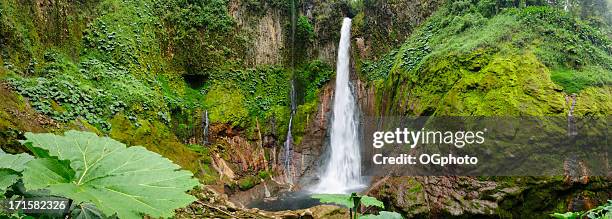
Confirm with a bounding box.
[353,1,611,218]
[222,0,444,67]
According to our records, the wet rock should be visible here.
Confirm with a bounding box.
[293,84,334,183]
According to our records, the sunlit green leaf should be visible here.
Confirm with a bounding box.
[0,152,34,196]
[21,131,199,219]
[311,194,354,208]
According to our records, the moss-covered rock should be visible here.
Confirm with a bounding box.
[238,175,259,191]
[204,84,249,127]
[109,114,200,172]
[359,2,611,218]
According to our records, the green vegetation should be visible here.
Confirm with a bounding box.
[551,200,611,219]
[1,0,610,217]
[361,2,611,116]
[8,55,165,130]
[238,175,259,190]
[294,15,315,50]
[0,150,32,198]
[258,170,271,179]
[550,67,610,93]
[154,0,242,74]
[295,60,334,103]
[0,0,331,187]
[205,84,250,127]
[0,131,198,219]
[358,1,611,217]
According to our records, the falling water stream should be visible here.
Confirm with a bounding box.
[312,18,364,194]
[282,0,297,184]
[202,110,209,145]
[249,17,362,211]
[283,108,294,184]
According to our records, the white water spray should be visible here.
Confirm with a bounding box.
[283,115,294,184]
[312,18,363,194]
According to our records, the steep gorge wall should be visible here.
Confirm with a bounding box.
[352,2,611,218]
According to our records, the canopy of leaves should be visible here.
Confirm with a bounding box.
[20,131,199,219]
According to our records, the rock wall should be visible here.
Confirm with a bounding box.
[230,0,286,66]
[293,83,334,185]
[224,0,444,67]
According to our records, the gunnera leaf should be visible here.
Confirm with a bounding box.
[72,202,106,219]
[311,194,385,209]
[20,131,199,219]
[311,194,354,208]
[0,152,34,196]
[0,152,34,172]
[359,195,384,208]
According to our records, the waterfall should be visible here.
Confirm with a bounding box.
[313,18,363,194]
[283,82,296,183]
[283,0,297,185]
[202,110,209,145]
[283,114,294,184]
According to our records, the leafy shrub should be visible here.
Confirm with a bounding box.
[296,15,315,44]
[258,170,271,179]
[550,67,611,93]
[8,56,168,130]
[295,60,333,103]
[0,131,199,219]
[238,175,259,191]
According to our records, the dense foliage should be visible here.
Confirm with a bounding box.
[359,2,611,116]
[8,54,165,130]
[154,0,242,74]
[0,0,609,217]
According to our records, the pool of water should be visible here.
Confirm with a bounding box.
[247,191,323,211]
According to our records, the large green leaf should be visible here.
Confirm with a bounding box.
[310,194,384,209]
[550,212,582,219]
[0,152,33,196]
[359,195,384,208]
[20,131,199,219]
[0,152,34,172]
[311,194,354,208]
[0,169,19,197]
[72,202,105,219]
